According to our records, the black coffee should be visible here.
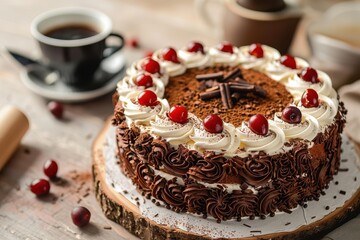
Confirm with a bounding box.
[44,24,98,40]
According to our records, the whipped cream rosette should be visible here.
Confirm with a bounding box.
[238,44,280,70]
[177,47,211,68]
[274,112,320,141]
[150,113,195,145]
[298,94,338,128]
[190,122,241,155]
[286,70,338,102]
[209,44,239,65]
[117,74,165,98]
[126,57,169,86]
[238,121,285,154]
[120,91,169,125]
[263,57,309,82]
[152,48,187,77]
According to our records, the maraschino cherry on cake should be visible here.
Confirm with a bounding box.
[112,41,346,223]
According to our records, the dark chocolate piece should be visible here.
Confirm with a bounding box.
[196,72,224,81]
[219,83,233,109]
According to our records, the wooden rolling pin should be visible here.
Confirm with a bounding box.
[0,106,29,171]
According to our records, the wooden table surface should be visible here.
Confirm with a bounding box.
[0,1,356,240]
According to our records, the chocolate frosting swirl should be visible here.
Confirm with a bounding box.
[163,179,186,212]
[134,132,153,162]
[229,190,258,218]
[223,157,243,176]
[151,175,166,201]
[135,163,154,192]
[293,144,312,177]
[188,152,225,183]
[112,102,125,125]
[163,145,200,177]
[206,189,232,222]
[148,139,170,169]
[273,152,295,181]
[239,152,273,187]
[183,183,209,214]
[258,188,280,215]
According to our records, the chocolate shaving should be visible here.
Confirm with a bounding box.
[339,190,346,195]
[197,68,267,108]
[222,68,242,82]
[196,72,224,81]
[219,83,233,109]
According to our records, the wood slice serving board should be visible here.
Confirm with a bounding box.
[92,120,360,240]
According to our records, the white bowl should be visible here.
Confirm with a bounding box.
[307,1,360,88]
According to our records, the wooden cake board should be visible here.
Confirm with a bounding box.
[92,119,360,240]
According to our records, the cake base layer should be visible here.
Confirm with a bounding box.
[93,119,360,240]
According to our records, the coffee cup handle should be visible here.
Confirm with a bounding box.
[194,0,221,30]
[103,33,125,59]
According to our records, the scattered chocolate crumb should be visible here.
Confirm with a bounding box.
[103,226,112,230]
[243,224,251,228]
[325,206,330,210]
[341,159,348,162]
[250,230,262,234]
[260,215,266,220]
[154,214,158,217]
[77,198,82,204]
[339,190,346,195]
[285,222,291,226]
[335,181,339,185]
[135,197,139,201]
[111,183,115,188]
[123,190,128,194]
[334,196,337,199]
[83,193,89,198]
[338,168,349,172]
[311,216,316,219]
[155,202,160,206]
[303,204,308,208]
[152,199,156,203]
[355,177,357,182]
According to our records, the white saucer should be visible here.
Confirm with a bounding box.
[20,54,126,103]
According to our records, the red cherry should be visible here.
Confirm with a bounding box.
[137,90,158,106]
[218,42,234,54]
[249,114,269,136]
[300,67,319,83]
[249,43,264,58]
[30,179,50,196]
[141,58,161,74]
[162,47,180,63]
[186,41,204,54]
[44,159,58,179]
[135,74,153,88]
[168,106,188,124]
[127,37,139,48]
[281,106,302,124]
[71,206,91,227]
[301,89,319,108]
[48,101,63,119]
[203,114,223,133]
[280,55,297,69]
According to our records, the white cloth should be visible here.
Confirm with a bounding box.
[339,80,360,143]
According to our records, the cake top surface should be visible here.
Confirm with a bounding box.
[165,65,293,126]
[116,42,341,156]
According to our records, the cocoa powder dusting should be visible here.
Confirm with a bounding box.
[164,66,293,125]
